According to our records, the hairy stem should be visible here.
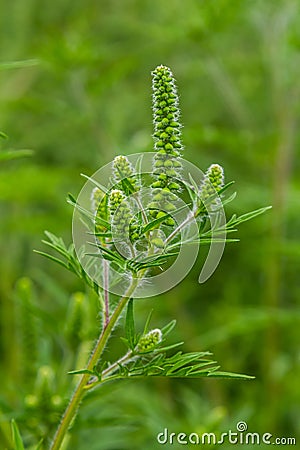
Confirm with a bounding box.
[49,276,139,450]
[85,349,135,390]
[103,259,110,327]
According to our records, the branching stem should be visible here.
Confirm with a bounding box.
[49,276,139,450]
[164,210,196,246]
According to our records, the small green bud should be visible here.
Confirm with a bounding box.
[153,193,163,202]
[137,329,162,353]
[151,238,165,248]
[152,181,164,188]
[164,217,175,226]
[164,143,173,151]
[156,211,167,219]
[165,169,177,177]
[168,182,181,190]
[158,173,167,181]
[154,160,163,168]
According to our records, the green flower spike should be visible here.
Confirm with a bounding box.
[198,163,225,211]
[150,65,183,224]
[113,155,139,192]
[109,189,139,241]
[137,328,162,353]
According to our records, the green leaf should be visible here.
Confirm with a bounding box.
[134,154,144,186]
[89,242,127,268]
[155,342,184,352]
[142,214,171,233]
[33,250,69,269]
[80,173,109,194]
[143,309,154,334]
[0,59,39,70]
[217,180,235,195]
[188,173,200,195]
[11,420,25,450]
[229,206,272,226]
[161,319,176,337]
[114,165,137,195]
[0,149,33,162]
[125,299,136,350]
[68,193,111,230]
[35,439,44,450]
[68,368,95,376]
[221,191,237,206]
[207,371,255,380]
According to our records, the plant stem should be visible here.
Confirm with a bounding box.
[85,349,135,390]
[49,276,139,450]
[103,259,110,327]
[164,210,195,246]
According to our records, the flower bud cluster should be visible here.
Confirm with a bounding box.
[136,328,162,353]
[113,155,139,191]
[109,189,139,241]
[198,164,224,210]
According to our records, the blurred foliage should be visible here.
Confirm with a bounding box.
[0,0,299,448]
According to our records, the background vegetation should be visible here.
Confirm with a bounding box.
[1,0,299,448]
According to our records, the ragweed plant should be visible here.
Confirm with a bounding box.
[12,65,271,450]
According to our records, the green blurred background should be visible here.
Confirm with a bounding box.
[1,0,299,448]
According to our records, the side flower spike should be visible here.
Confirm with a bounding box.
[109,189,139,242]
[198,164,225,213]
[113,155,139,192]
